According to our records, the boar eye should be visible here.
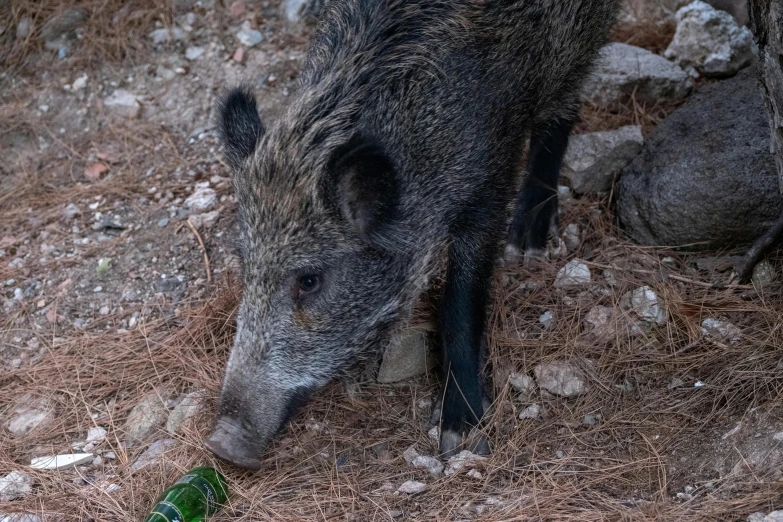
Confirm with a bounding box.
[298,274,320,296]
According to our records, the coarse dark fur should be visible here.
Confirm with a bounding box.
[206,0,618,470]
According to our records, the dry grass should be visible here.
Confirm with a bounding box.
[2,192,782,520]
[1,0,171,74]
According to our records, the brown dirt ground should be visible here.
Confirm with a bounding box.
[1,1,782,521]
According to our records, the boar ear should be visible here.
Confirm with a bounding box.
[326,135,401,249]
[218,87,265,171]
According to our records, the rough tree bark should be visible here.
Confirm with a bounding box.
[737,0,783,280]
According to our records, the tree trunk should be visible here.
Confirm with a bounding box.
[749,0,783,191]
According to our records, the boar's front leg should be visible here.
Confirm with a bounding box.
[435,205,503,458]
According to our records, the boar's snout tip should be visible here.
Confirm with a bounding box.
[205,423,263,471]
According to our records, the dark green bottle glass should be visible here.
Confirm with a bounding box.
[143,467,228,522]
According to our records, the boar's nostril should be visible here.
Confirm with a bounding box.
[205,422,263,470]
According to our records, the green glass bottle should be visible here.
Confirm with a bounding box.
[143,467,228,522]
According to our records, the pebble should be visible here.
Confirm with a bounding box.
[752,260,776,288]
[444,450,487,476]
[411,455,444,477]
[188,210,220,230]
[466,469,483,480]
[402,446,420,464]
[6,399,55,436]
[166,390,205,434]
[396,480,427,495]
[534,360,590,397]
[582,413,601,426]
[236,21,263,47]
[427,426,440,447]
[104,90,141,119]
[157,217,169,228]
[148,27,187,44]
[130,439,177,472]
[553,259,591,288]
[16,17,32,39]
[772,432,783,442]
[124,391,170,444]
[700,318,742,344]
[622,286,667,325]
[509,372,535,400]
[184,187,217,212]
[1,514,42,522]
[185,46,205,61]
[71,74,88,91]
[86,427,107,444]
[0,472,33,502]
[519,404,541,420]
[562,223,581,250]
[539,311,554,330]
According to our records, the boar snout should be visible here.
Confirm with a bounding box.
[205,417,263,470]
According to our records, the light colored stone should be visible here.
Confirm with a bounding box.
[166,390,205,434]
[562,126,643,194]
[509,373,535,399]
[236,21,262,47]
[104,90,141,119]
[664,0,754,78]
[582,43,692,107]
[86,427,107,444]
[584,305,613,332]
[0,472,33,502]
[554,259,591,288]
[562,223,581,251]
[6,397,55,436]
[764,512,783,522]
[396,480,427,495]
[411,455,444,477]
[188,210,220,230]
[519,403,541,420]
[539,310,554,330]
[148,27,188,44]
[466,468,483,480]
[622,286,667,325]
[184,187,217,212]
[124,392,169,444]
[748,514,767,522]
[377,325,435,383]
[402,446,419,464]
[701,318,742,344]
[752,260,776,288]
[534,361,589,397]
[445,450,487,476]
[130,439,177,472]
[30,453,94,470]
[427,426,440,446]
[1,514,42,522]
[185,46,205,61]
[71,74,88,91]
[16,17,32,39]
[773,432,783,442]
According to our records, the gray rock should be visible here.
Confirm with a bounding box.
[519,403,541,419]
[410,455,444,477]
[6,397,55,436]
[664,1,754,77]
[582,413,601,425]
[444,450,487,476]
[86,427,107,444]
[0,472,33,502]
[700,318,742,343]
[752,260,776,288]
[616,69,782,249]
[148,27,188,45]
[509,372,535,399]
[16,17,32,39]
[534,361,590,397]
[562,223,581,250]
[396,480,427,495]
[130,439,177,472]
[582,43,692,108]
[41,8,87,50]
[764,512,783,522]
[539,310,554,330]
[562,126,643,195]
[377,325,435,383]
[622,286,667,325]
[157,217,169,228]
[236,21,262,47]
[772,432,783,441]
[553,259,591,288]
[185,187,217,212]
[188,210,220,230]
[284,0,328,24]
[104,90,141,119]
[124,392,169,444]
[166,390,204,434]
[184,46,205,61]
[748,514,767,522]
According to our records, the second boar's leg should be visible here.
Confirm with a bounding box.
[436,204,505,458]
[507,116,575,257]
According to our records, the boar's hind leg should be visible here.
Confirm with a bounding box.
[507,116,574,258]
[436,208,503,458]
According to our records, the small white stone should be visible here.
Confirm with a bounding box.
[622,286,666,325]
[427,426,440,446]
[185,46,205,61]
[130,439,177,472]
[466,468,483,480]
[554,259,591,288]
[71,74,88,90]
[86,427,107,444]
[410,455,444,477]
[773,432,783,442]
[444,450,487,476]
[104,90,141,119]
[539,311,554,330]
[188,210,220,230]
[185,187,217,212]
[519,403,541,420]
[30,453,94,470]
[534,361,590,397]
[236,21,263,47]
[402,446,420,464]
[396,480,427,495]
[509,372,535,399]
[0,472,33,502]
[701,318,741,344]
